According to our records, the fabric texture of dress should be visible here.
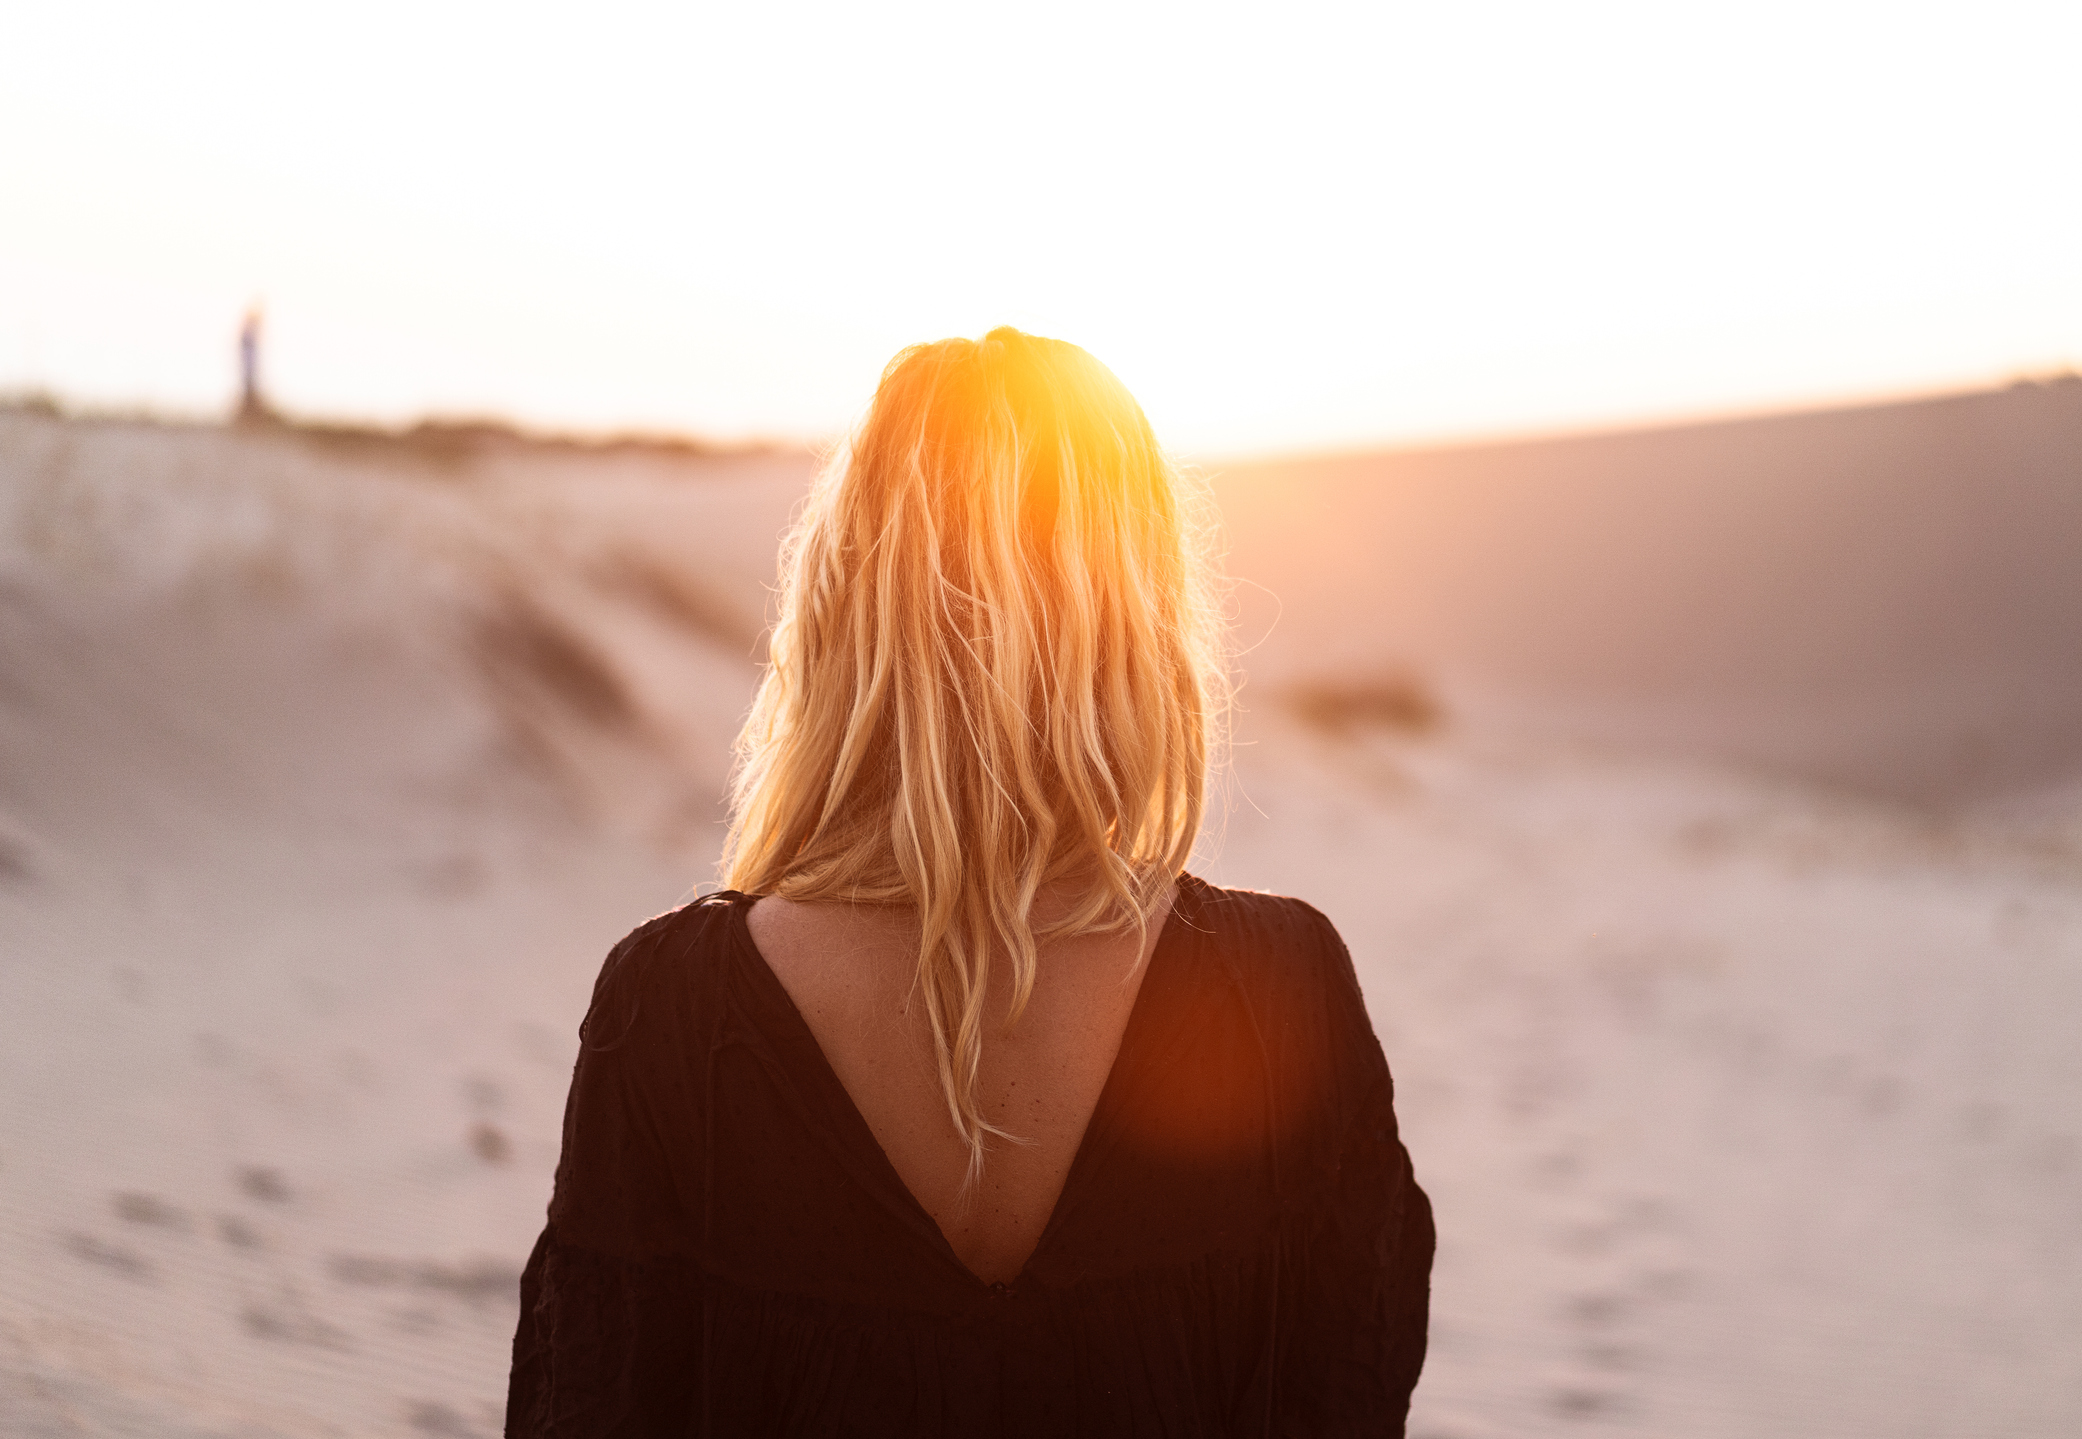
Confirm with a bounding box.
[506,874,1432,1437]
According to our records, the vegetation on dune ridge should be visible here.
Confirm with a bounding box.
[0,390,790,471]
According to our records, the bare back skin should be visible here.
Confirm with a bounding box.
[746,880,1175,1286]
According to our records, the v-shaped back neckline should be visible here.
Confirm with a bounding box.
[724,884,1189,1292]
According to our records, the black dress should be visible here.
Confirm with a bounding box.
[507,875,1432,1437]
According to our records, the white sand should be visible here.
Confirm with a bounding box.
[1,409,2076,1436]
[1207,721,2082,1436]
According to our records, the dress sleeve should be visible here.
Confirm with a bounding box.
[506,913,707,1437]
[1274,907,1435,1437]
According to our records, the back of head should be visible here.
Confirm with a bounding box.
[723,326,1226,1171]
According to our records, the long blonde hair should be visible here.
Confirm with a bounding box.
[721,327,1227,1176]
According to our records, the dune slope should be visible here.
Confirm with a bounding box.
[0,412,798,1436]
[1212,379,2082,802]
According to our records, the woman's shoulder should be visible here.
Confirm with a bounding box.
[1177,873,1340,930]
[577,890,751,1050]
[1173,874,1354,977]
[1171,874,1374,1047]
[1162,877,1391,1182]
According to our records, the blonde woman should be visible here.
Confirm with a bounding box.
[507,329,1432,1435]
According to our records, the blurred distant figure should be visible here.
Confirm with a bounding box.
[235,308,270,423]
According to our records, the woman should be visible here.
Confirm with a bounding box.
[507,328,1432,1436]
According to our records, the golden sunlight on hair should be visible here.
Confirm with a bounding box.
[722,326,1228,1178]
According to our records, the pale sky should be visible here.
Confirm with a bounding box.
[3,0,2076,457]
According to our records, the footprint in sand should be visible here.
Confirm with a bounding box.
[216,1214,264,1249]
[1545,1194,1698,1425]
[240,1288,352,1350]
[330,1254,522,1307]
[236,1165,292,1204]
[0,832,32,883]
[464,1073,514,1163]
[113,1191,191,1232]
[61,1231,156,1281]
[470,1121,512,1164]
[405,1398,504,1437]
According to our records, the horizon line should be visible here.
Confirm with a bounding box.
[6,363,2077,470]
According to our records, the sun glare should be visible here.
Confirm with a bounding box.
[2,1,2076,454]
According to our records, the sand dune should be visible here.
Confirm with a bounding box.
[1,400,2077,1436]
[1211,379,2082,802]
[0,411,784,1435]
